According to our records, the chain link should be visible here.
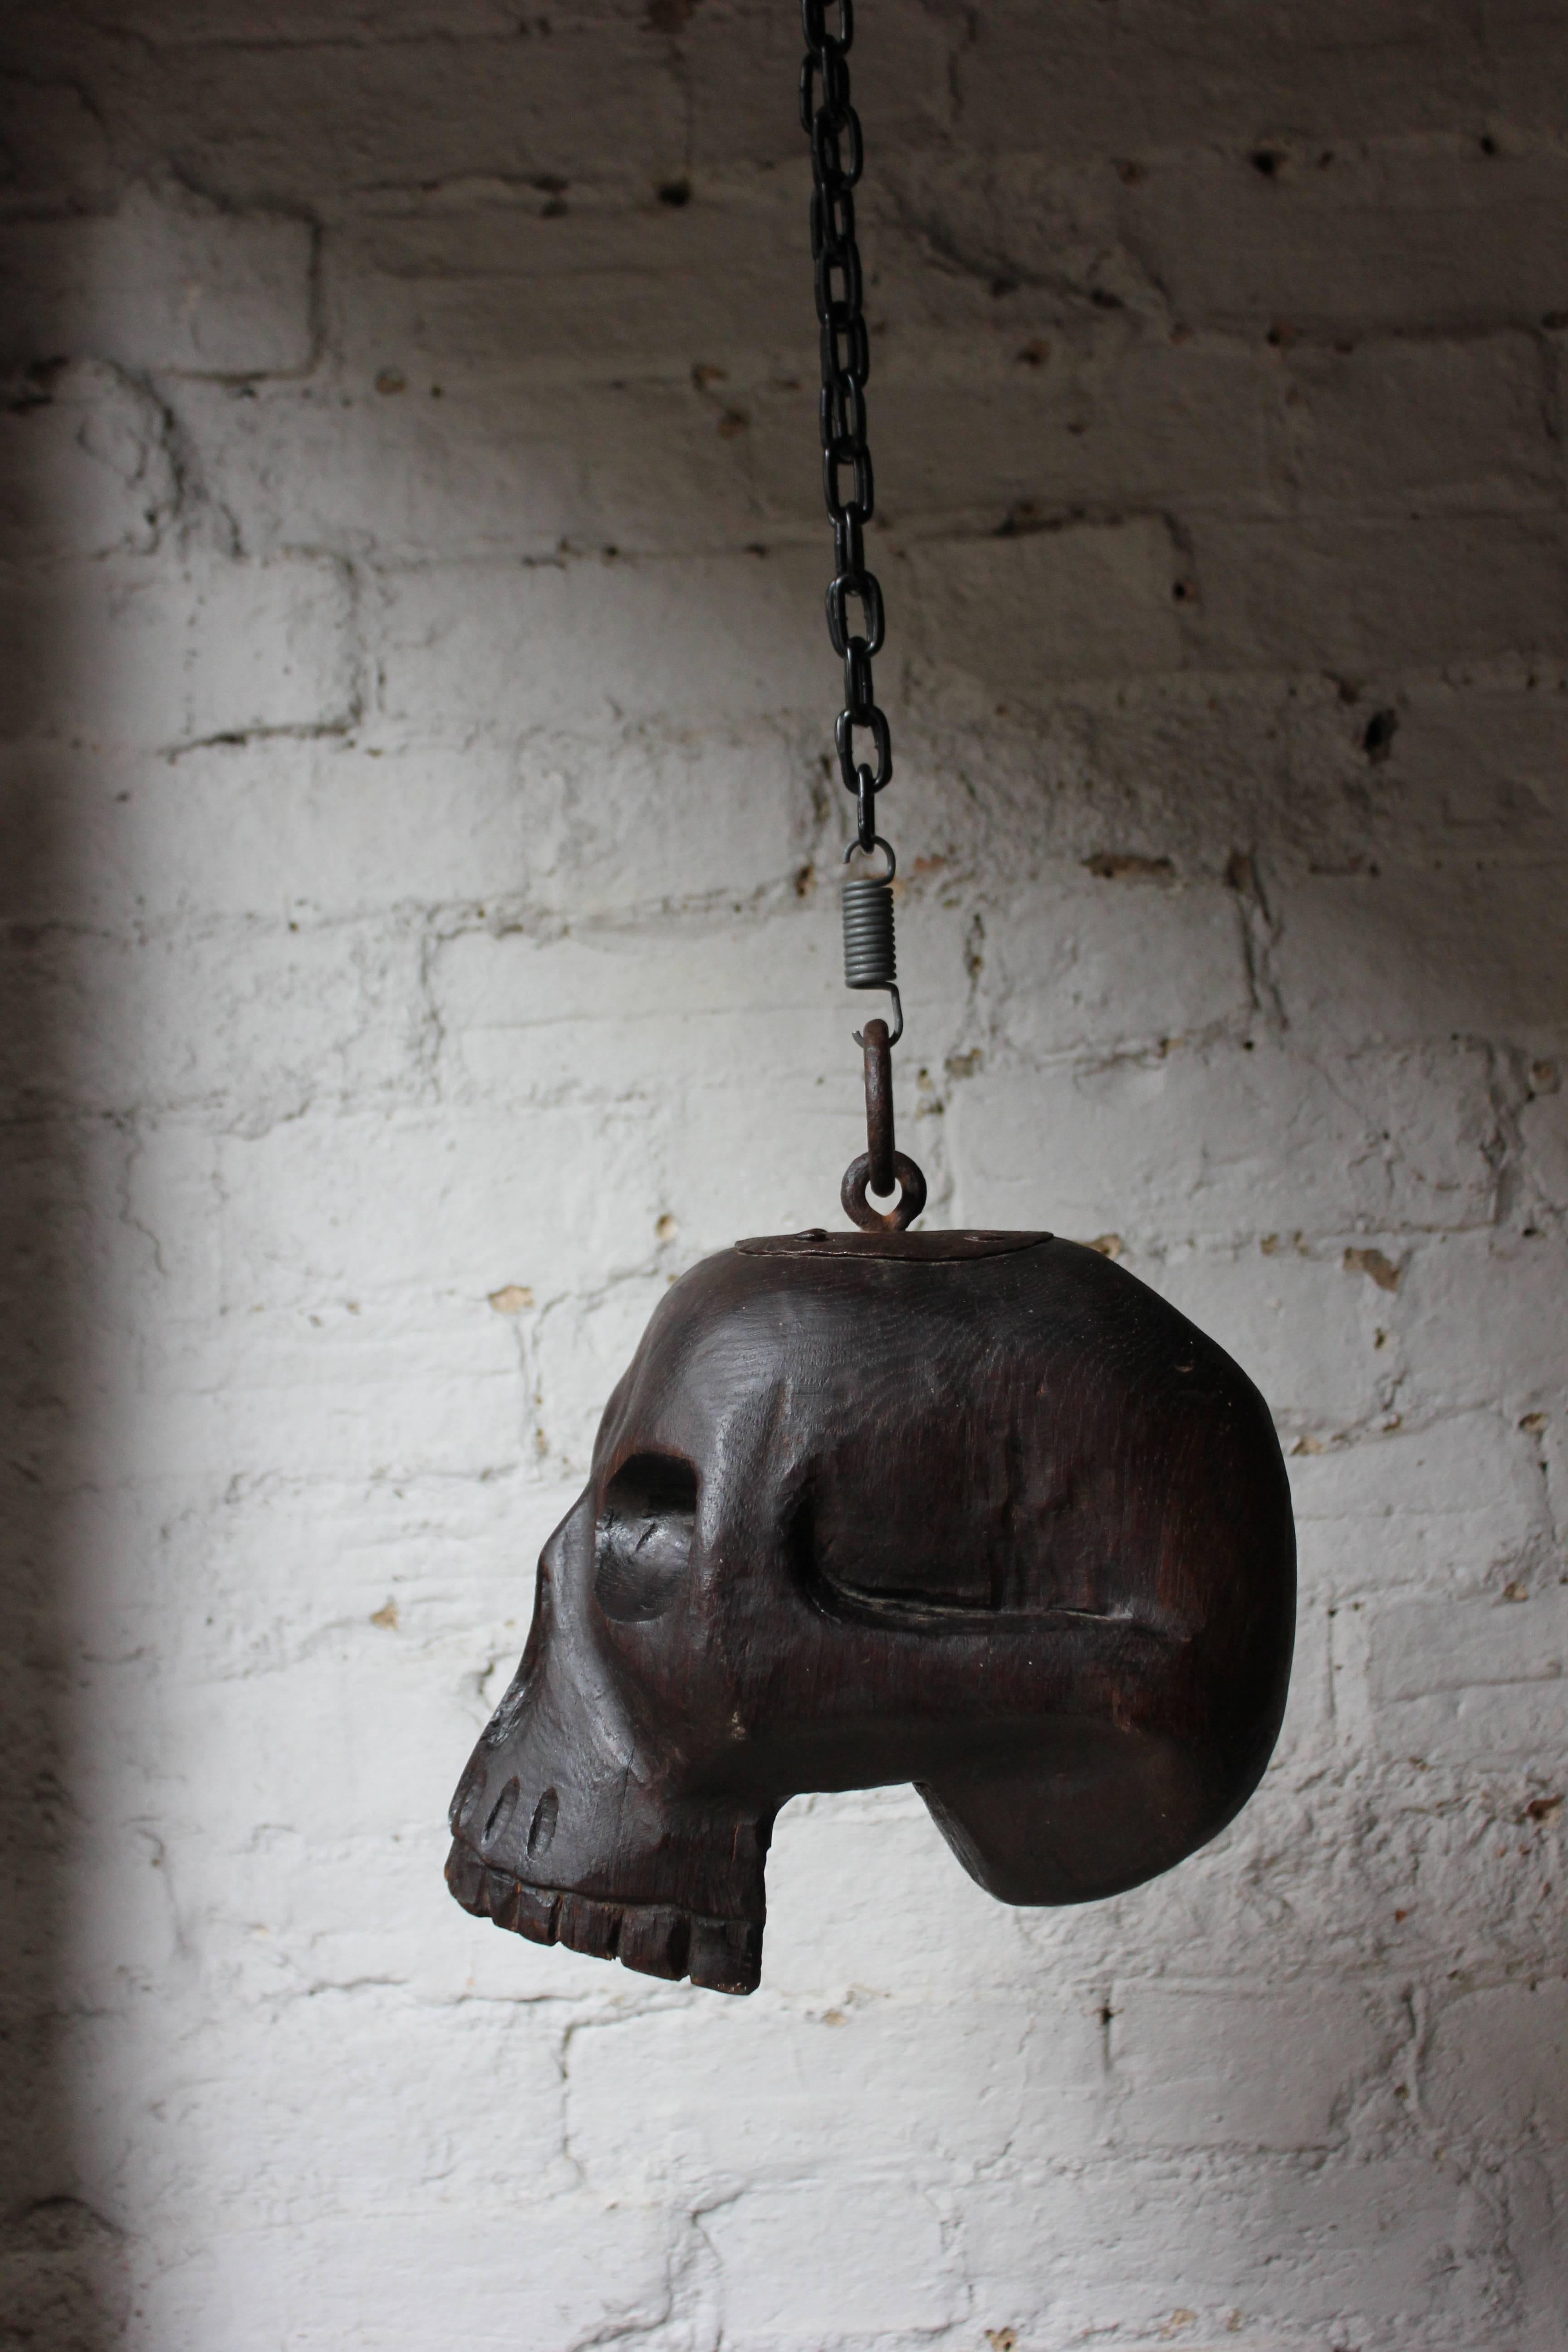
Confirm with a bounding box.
[799,0,891,858]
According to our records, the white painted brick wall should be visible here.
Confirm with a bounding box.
[1,4,1566,2348]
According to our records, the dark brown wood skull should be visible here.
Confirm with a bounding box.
[446,1232,1296,1994]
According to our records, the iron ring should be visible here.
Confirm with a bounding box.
[840,1148,927,1233]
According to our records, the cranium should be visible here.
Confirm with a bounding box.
[446,1231,1295,1993]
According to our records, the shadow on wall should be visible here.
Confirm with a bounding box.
[0,367,132,2335]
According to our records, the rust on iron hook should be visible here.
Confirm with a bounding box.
[861,1015,895,1195]
[841,1149,927,1232]
[843,1015,926,1230]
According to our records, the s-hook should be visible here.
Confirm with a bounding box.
[841,1013,927,1233]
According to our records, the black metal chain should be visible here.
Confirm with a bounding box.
[799,0,891,861]
[801,0,924,1230]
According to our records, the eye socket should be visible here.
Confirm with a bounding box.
[594,1453,698,1623]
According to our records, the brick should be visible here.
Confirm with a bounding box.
[104,1992,568,2217]
[0,184,314,375]
[73,1327,526,1489]
[166,371,785,561]
[946,1039,1499,1247]
[1120,141,1568,333]
[0,736,512,928]
[1038,668,1557,892]
[138,2210,675,2351]
[986,676,1297,867]
[905,516,1185,693]
[1267,1580,1335,1771]
[0,360,176,562]
[56,1456,548,1707]
[97,21,686,210]
[568,1986,1107,2199]
[1268,860,1568,1049]
[1184,516,1568,673]
[1520,1082,1568,1216]
[1277,331,1558,515]
[981,872,1252,1055]
[0,1116,134,1442]
[864,332,1278,522]
[63,0,533,41]
[433,902,861,1083]
[1491,0,1568,139]
[957,2156,1496,2338]
[1397,1232,1568,1419]
[1108,1981,1388,2149]
[954,1,1490,158]
[0,72,119,211]
[1540,1410,1568,1565]
[0,552,355,750]
[1290,1412,1546,1596]
[493,718,815,914]
[0,916,425,1120]
[1425,1979,1568,2150]
[1327,681,1568,853]
[0,722,813,930]
[1363,1584,1568,1751]
[213,1106,666,1312]
[375,546,827,733]
[701,2178,965,2342]
[144,1465,562,1667]
[333,190,808,386]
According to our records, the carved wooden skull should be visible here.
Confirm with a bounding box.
[446,1232,1295,1994]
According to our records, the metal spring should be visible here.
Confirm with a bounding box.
[842,864,902,1044]
[842,872,896,993]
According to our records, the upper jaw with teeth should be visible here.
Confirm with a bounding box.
[444,1495,774,1995]
[443,1839,766,1994]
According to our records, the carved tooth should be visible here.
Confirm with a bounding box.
[510,1884,560,1946]
[485,1872,523,1931]
[687,1917,763,1996]
[557,1896,622,1960]
[615,1905,691,1981]
[481,1866,517,1923]
[444,1842,486,1914]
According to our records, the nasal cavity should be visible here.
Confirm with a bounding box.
[483,1775,520,1847]
[594,1452,698,1622]
[449,1754,485,1835]
[527,1787,559,1861]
